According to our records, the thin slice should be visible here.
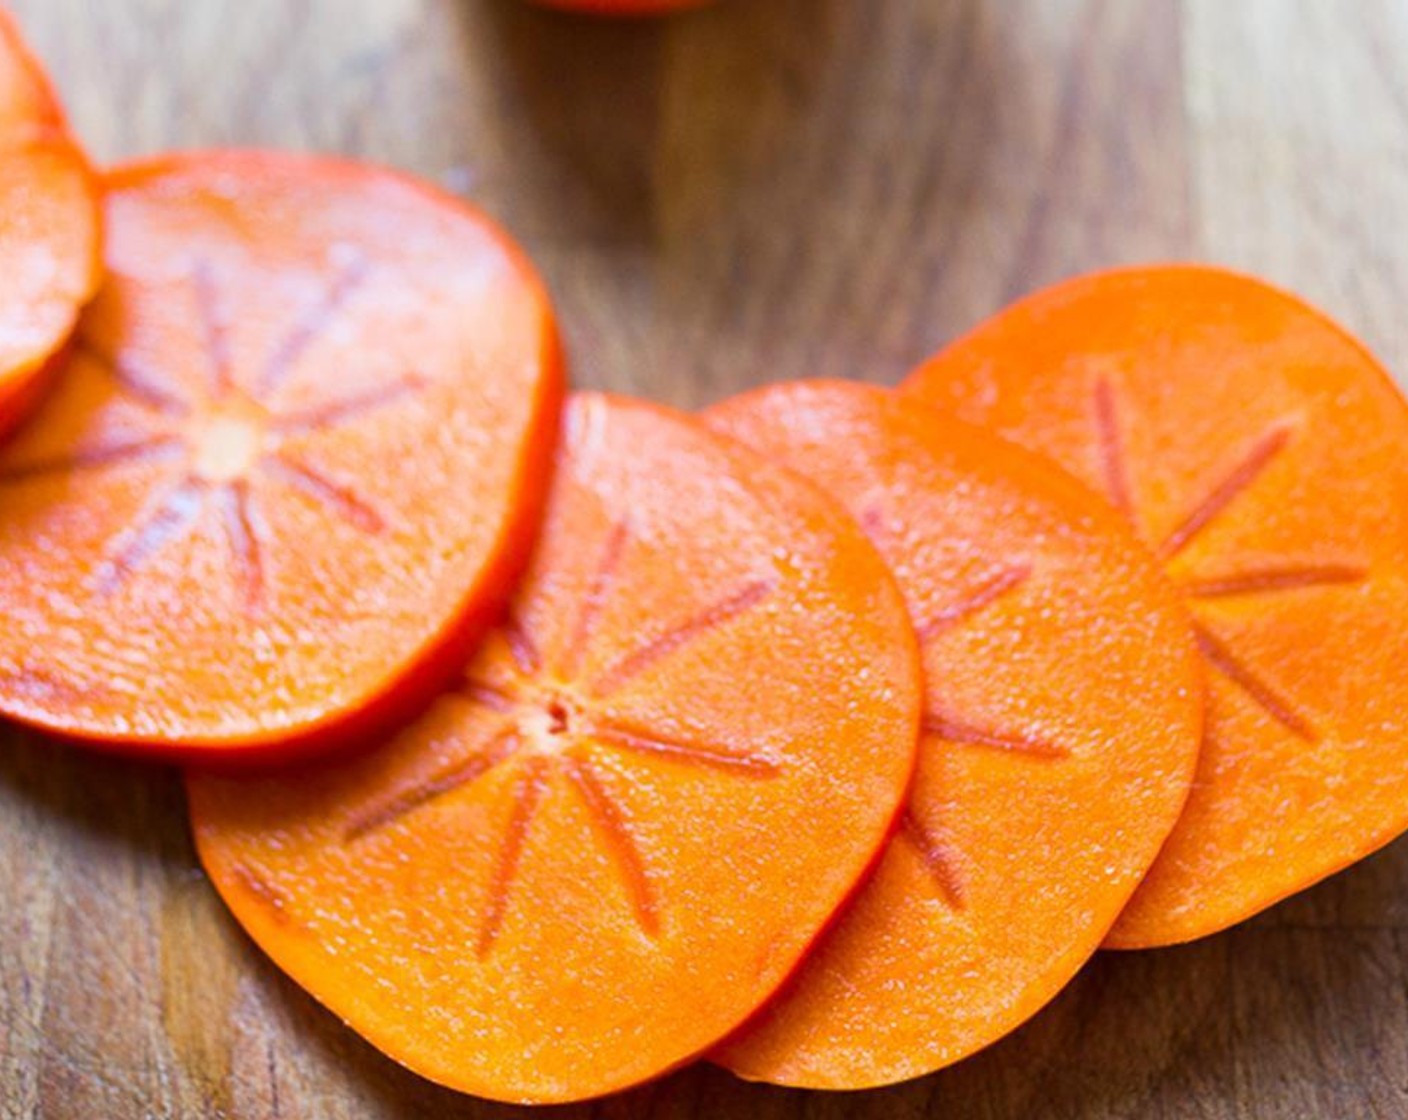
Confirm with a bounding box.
[0,9,102,436]
[188,392,921,1104]
[905,264,1408,947]
[706,380,1202,1089]
[0,151,562,759]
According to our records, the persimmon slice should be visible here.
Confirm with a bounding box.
[0,151,562,758]
[188,392,921,1104]
[905,264,1408,947]
[0,9,101,436]
[705,380,1202,1089]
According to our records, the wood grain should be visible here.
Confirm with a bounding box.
[4,1,1408,1117]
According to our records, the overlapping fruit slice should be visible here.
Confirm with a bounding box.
[905,265,1408,947]
[0,151,562,758]
[188,392,921,1104]
[0,8,101,436]
[706,380,1202,1089]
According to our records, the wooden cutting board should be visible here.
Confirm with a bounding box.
[4,2,1408,1117]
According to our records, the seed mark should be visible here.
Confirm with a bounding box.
[454,679,516,713]
[478,758,550,956]
[562,521,630,679]
[589,719,781,777]
[273,373,428,436]
[73,337,193,417]
[1185,563,1369,599]
[214,480,264,611]
[0,435,182,485]
[591,578,775,696]
[344,726,521,841]
[229,864,292,925]
[899,808,965,909]
[94,477,207,595]
[262,451,386,534]
[922,711,1069,759]
[1193,621,1318,741]
[259,254,371,396]
[1159,426,1292,561]
[564,756,659,936]
[917,565,1032,642]
[1093,377,1134,515]
[192,259,233,395]
[501,614,542,677]
[858,504,893,547]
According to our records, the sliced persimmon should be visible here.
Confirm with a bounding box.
[0,151,562,758]
[188,391,921,1103]
[0,9,101,437]
[905,264,1408,947]
[705,380,1202,1089]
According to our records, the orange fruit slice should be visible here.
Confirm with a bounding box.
[188,392,921,1103]
[0,8,101,437]
[706,380,1202,1088]
[906,264,1408,946]
[0,151,562,759]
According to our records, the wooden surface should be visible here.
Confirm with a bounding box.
[4,1,1408,1117]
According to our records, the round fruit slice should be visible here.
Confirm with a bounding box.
[0,9,102,437]
[705,380,1202,1089]
[0,151,563,758]
[905,264,1408,947]
[188,392,921,1103]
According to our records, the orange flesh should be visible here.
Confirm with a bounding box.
[0,9,101,437]
[0,151,563,758]
[188,392,922,1104]
[705,380,1202,1089]
[904,264,1408,947]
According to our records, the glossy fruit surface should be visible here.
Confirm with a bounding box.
[0,151,563,758]
[906,265,1408,946]
[706,380,1202,1086]
[0,8,102,438]
[190,392,921,1102]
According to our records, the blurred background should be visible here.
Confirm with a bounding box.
[16,0,1408,404]
[5,2,1408,1119]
